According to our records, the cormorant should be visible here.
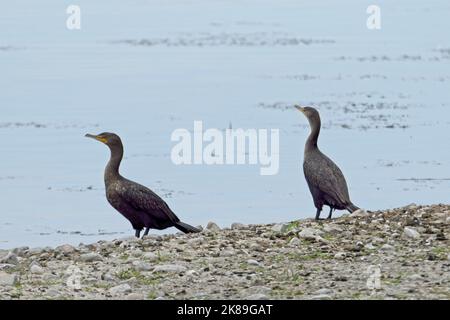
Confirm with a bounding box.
[295,106,359,220]
[85,132,201,237]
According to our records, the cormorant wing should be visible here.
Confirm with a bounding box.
[117,180,181,224]
[304,153,351,205]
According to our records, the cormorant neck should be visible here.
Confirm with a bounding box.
[305,116,320,152]
[105,143,123,184]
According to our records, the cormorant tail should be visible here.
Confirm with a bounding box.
[174,221,201,233]
[346,203,360,213]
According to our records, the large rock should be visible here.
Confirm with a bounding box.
[0,271,18,286]
[206,222,221,232]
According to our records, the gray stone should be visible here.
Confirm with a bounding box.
[30,264,44,275]
[350,209,368,217]
[246,293,268,300]
[12,247,29,257]
[132,261,153,271]
[102,273,115,282]
[311,294,332,300]
[143,252,159,262]
[125,293,143,300]
[271,223,289,233]
[298,228,324,241]
[334,252,346,260]
[0,264,16,271]
[220,250,235,257]
[0,272,18,286]
[56,244,76,255]
[231,223,246,230]
[247,259,261,266]
[289,237,301,246]
[153,264,187,273]
[79,252,103,262]
[314,288,334,295]
[0,252,18,265]
[404,227,420,239]
[380,244,395,251]
[206,222,221,232]
[109,283,132,296]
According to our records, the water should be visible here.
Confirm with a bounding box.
[1,0,449,249]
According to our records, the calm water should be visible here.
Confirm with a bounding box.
[1,0,449,248]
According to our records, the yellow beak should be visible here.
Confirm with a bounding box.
[294,105,305,113]
[85,133,108,144]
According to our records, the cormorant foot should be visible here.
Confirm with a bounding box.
[135,229,141,238]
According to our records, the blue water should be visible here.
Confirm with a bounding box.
[1,0,449,248]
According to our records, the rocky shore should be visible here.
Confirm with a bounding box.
[0,204,449,300]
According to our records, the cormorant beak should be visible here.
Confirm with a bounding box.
[85,133,108,144]
[294,105,305,113]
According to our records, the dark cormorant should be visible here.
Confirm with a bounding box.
[85,132,201,237]
[295,106,359,220]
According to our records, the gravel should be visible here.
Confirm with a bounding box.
[0,204,449,300]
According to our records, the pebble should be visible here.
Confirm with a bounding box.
[314,288,334,295]
[78,252,103,262]
[380,244,395,251]
[298,228,323,241]
[132,261,153,271]
[311,294,332,300]
[153,264,187,273]
[142,252,159,262]
[247,259,261,266]
[350,209,368,217]
[109,284,132,296]
[404,227,421,239]
[125,293,143,300]
[30,264,44,275]
[289,237,301,246]
[334,252,346,260]
[246,293,268,300]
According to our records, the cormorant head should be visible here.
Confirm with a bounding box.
[294,105,321,124]
[85,132,123,148]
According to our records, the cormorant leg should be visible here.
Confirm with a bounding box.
[327,207,334,220]
[315,208,322,220]
[142,227,150,238]
[135,229,141,238]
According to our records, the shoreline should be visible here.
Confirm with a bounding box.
[0,204,449,300]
